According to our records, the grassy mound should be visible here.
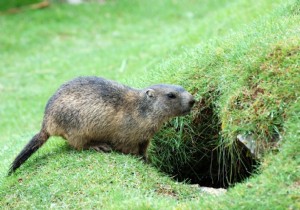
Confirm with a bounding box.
[0,0,299,209]
[150,1,300,187]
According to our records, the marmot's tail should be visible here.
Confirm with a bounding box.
[8,129,49,176]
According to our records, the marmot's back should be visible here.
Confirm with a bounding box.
[46,76,132,110]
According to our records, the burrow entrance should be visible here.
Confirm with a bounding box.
[151,94,258,188]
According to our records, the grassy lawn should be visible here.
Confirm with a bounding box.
[0,0,299,209]
[0,0,44,12]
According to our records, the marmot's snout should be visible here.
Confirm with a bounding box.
[180,93,195,115]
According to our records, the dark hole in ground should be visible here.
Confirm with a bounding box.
[151,94,259,188]
[172,96,259,188]
[173,144,258,188]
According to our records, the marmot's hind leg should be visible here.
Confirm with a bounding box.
[84,142,112,153]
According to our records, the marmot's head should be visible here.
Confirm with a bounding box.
[142,84,195,119]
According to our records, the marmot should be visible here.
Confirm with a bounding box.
[8,76,195,175]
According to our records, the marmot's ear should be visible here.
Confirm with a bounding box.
[146,89,155,98]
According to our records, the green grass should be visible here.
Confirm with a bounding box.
[0,0,299,209]
[149,1,300,187]
[0,0,44,11]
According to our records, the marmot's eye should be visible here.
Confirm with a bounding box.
[167,93,176,99]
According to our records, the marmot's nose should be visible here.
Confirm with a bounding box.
[189,98,196,107]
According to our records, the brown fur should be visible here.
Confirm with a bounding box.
[8,76,195,175]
